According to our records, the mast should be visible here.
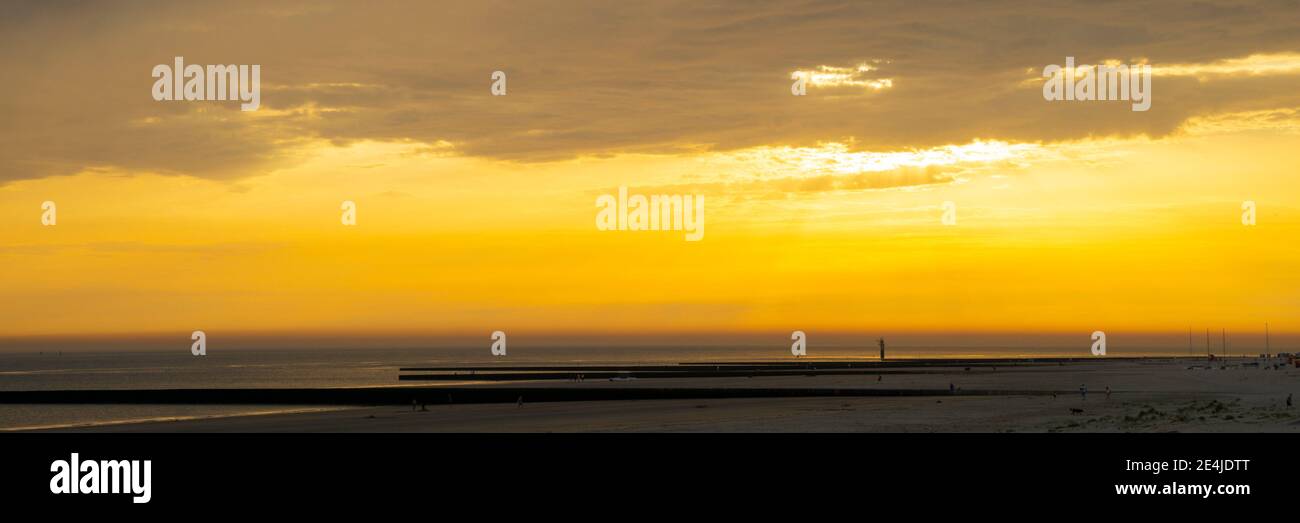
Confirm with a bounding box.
[1266,322,1270,355]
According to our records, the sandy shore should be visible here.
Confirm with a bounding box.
[33,359,1299,432]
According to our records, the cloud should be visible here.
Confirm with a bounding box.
[3,0,1300,183]
[792,62,893,90]
[590,139,1044,199]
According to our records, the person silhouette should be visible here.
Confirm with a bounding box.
[878,337,886,361]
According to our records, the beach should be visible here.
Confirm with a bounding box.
[20,358,1299,433]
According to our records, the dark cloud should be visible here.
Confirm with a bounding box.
[3,0,1300,183]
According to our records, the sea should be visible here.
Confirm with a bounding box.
[0,344,1206,430]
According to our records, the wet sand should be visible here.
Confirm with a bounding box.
[28,358,1300,432]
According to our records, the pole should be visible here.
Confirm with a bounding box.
[1266,322,1270,355]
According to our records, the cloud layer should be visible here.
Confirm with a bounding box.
[3,0,1300,183]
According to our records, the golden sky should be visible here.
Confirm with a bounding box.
[1,1,1298,346]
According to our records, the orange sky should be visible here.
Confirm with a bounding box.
[1,2,1298,346]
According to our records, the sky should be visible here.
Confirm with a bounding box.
[1,1,1298,349]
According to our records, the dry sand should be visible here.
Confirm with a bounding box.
[37,359,1300,432]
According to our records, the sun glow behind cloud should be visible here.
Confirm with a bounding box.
[791,63,894,90]
[1156,52,1300,77]
[724,140,1041,179]
[1021,52,1300,88]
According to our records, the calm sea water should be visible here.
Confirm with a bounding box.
[0,345,1191,430]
